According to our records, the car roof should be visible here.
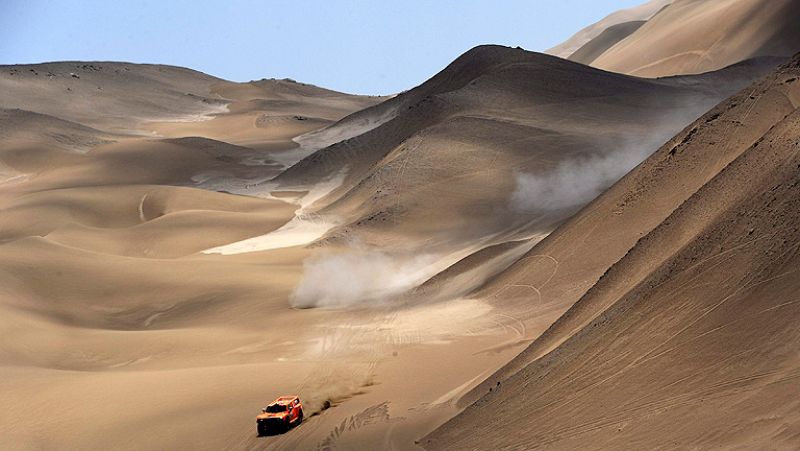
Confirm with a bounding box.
[270,396,299,405]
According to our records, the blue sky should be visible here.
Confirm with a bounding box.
[1,0,645,95]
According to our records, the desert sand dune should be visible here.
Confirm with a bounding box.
[568,20,646,65]
[3,2,798,448]
[424,52,800,451]
[591,0,800,77]
[0,108,123,153]
[145,78,387,158]
[0,51,548,451]
[0,62,227,133]
[546,0,671,59]
[0,61,410,450]
[259,46,779,306]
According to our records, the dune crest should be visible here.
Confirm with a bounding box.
[424,51,800,451]
[591,0,800,77]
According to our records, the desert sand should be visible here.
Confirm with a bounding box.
[546,0,671,59]
[567,20,646,65]
[424,51,800,451]
[0,50,782,450]
[2,1,799,450]
[590,0,800,77]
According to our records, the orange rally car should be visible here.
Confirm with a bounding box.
[256,396,304,435]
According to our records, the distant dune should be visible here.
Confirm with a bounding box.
[269,45,779,304]
[546,0,672,59]
[568,20,646,65]
[591,0,800,77]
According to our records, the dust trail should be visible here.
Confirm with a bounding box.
[511,144,650,212]
[511,133,678,212]
[290,248,440,308]
[290,242,498,309]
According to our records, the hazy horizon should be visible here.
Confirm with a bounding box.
[1,0,647,95]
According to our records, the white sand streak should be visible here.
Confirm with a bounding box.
[202,214,335,254]
[201,170,347,255]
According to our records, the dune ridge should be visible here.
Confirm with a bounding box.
[424,51,800,451]
[3,1,800,448]
[591,0,800,77]
[546,0,672,58]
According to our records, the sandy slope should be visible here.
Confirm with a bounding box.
[546,0,671,59]
[0,63,420,451]
[0,24,794,451]
[0,56,543,451]
[591,0,800,77]
[259,46,779,307]
[424,53,800,451]
[568,20,646,65]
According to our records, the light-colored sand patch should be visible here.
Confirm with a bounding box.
[107,355,153,369]
[199,169,348,254]
[288,103,400,164]
[137,192,150,222]
[201,214,336,255]
[137,104,230,136]
[0,173,29,186]
[0,160,27,186]
[293,168,349,209]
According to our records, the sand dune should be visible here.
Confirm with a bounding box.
[0,61,411,450]
[546,0,671,59]
[0,51,555,451]
[591,0,800,77]
[424,52,800,451]
[568,20,646,65]
[0,108,123,153]
[3,3,799,448]
[0,62,227,133]
[263,46,779,304]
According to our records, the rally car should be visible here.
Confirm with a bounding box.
[256,396,304,435]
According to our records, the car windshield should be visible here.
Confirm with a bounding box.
[265,404,287,413]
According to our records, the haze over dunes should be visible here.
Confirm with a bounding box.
[2,1,800,450]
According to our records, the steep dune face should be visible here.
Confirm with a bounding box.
[568,20,646,65]
[546,0,671,59]
[266,45,778,288]
[592,0,800,77]
[424,54,800,450]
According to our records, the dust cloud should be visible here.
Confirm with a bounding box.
[511,135,669,212]
[290,247,438,308]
